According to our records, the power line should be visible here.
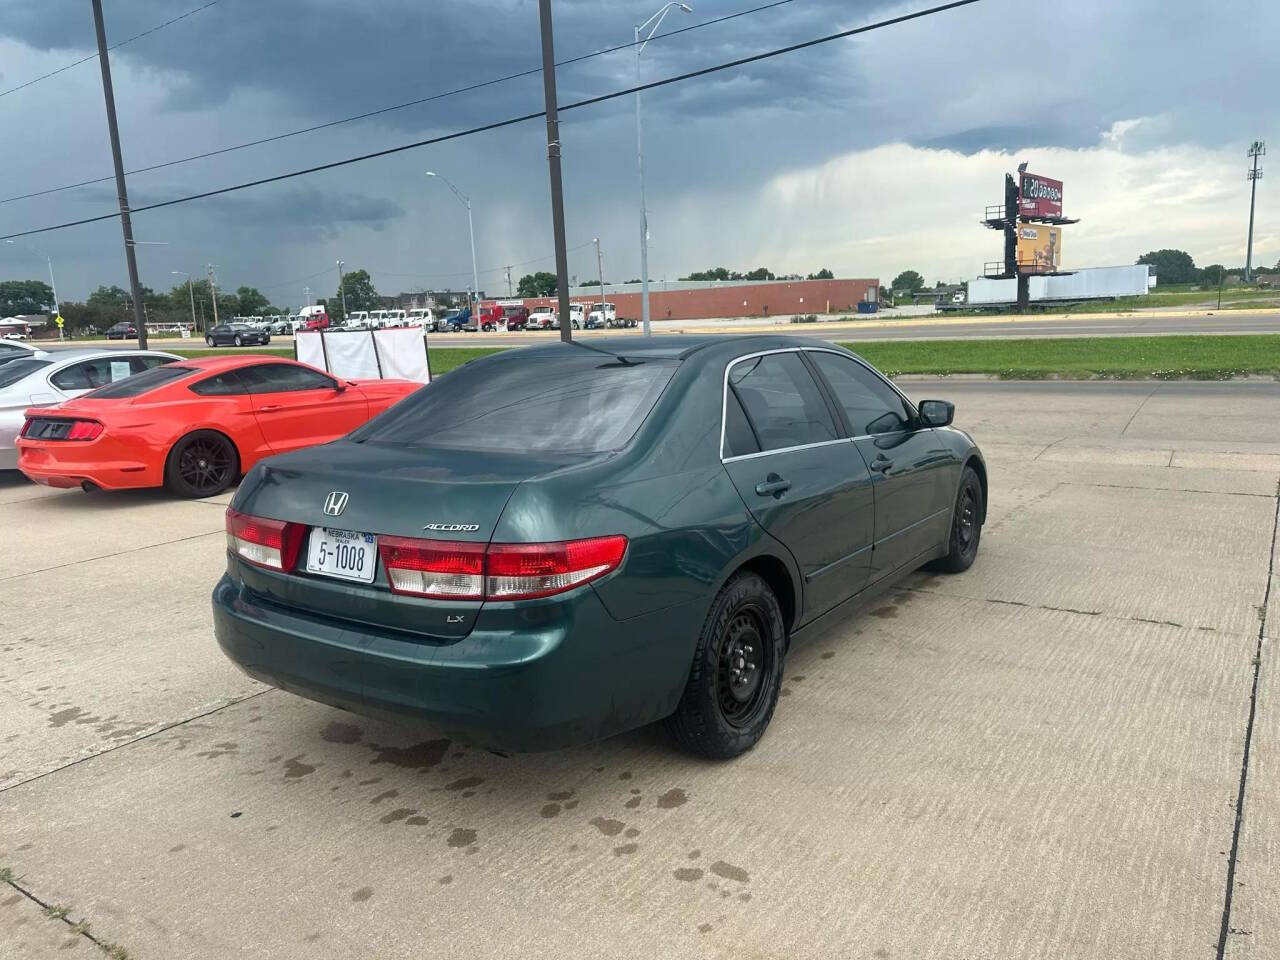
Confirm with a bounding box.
[0,0,981,243]
[0,0,797,206]
[0,0,221,100]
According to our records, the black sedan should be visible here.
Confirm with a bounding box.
[214,336,986,758]
[205,322,270,347]
[105,322,137,340]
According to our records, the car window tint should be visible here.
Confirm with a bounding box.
[50,357,138,391]
[0,357,52,388]
[809,352,911,435]
[189,370,247,396]
[352,352,677,455]
[723,387,761,458]
[237,363,334,394]
[728,352,836,452]
[130,355,176,373]
[85,364,196,398]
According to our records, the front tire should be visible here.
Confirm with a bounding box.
[932,465,983,573]
[205,336,214,346]
[233,335,243,347]
[665,571,786,759]
[164,430,239,498]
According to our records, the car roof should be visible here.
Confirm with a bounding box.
[39,348,182,364]
[174,354,294,372]
[565,334,832,361]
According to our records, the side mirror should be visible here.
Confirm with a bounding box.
[917,399,954,427]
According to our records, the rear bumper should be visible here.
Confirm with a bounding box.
[212,571,705,752]
[17,441,161,490]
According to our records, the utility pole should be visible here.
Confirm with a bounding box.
[506,266,513,297]
[1245,141,1265,283]
[537,0,573,343]
[595,237,605,315]
[91,0,148,350]
[336,260,347,321]
[207,264,220,326]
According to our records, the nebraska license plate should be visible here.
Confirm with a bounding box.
[305,527,378,583]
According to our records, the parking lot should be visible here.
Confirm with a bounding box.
[2,378,1277,959]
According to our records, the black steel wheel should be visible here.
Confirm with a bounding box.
[666,571,786,759]
[931,465,983,573]
[164,430,239,498]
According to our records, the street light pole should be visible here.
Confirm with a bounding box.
[207,264,220,326]
[635,2,692,336]
[5,240,62,340]
[336,260,347,321]
[425,172,482,327]
[594,238,605,320]
[536,0,573,343]
[1245,140,1265,283]
[91,0,148,351]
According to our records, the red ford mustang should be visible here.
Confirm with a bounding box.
[16,355,421,497]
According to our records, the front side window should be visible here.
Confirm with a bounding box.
[809,351,912,435]
[237,363,335,394]
[189,371,247,396]
[727,352,837,452]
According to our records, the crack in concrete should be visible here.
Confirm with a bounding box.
[1,872,121,956]
[0,529,223,582]
[0,688,270,795]
[1061,480,1276,499]
[1215,477,1279,959]
[1120,382,1163,437]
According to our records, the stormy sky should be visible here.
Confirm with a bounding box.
[0,0,1274,303]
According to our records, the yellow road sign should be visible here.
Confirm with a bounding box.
[54,315,65,328]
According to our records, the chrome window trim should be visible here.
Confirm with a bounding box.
[718,345,919,462]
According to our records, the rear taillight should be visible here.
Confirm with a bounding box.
[378,535,628,600]
[380,537,485,599]
[66,420,103,441]
[486,537,628,600]
[19,418,103,441]
[226,509,305,572]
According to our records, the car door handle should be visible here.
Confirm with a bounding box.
[258,404,284,412]
[870,455,893,473]
[755,474,791,497]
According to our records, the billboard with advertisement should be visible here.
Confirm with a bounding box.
[1016,222,1063,273]
[1019,172,1064,218]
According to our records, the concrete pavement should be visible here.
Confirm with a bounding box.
[1,380,1277,959]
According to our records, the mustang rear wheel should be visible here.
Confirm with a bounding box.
[165,430,239,498]
[932,465,983,573]
[666,571,785,759]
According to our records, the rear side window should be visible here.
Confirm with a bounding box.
[352,350,677,454]
[722,388,760,458]
[0,357,51,388]
[728,352,837,452]
[190,371,247,396]
[83,364,195,398]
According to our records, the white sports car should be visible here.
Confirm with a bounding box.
[0,348,180,470]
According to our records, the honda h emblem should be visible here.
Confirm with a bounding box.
[323,491,349,517]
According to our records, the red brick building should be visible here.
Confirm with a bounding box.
[509,277,879,322]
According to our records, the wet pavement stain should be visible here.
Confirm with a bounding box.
[589,817,625,837]
[738,893,752,902]
[613,843,638,856]
[546,790,574,802]
[168,844,186,853]
[379,808,415,824]
[624,796,642,809]
[698,923,713,934]
[357,777,382,786]
[563,799,579,810]
[283,756,317,779]
[369,739,451,771]
[687,849,701,859]
[540,803,561,819]
[821,651,835,659]
[406,816,430,826]
[446,828,477,848]
[624,828,640,838]
[320,722,363,744]
[673,868,703,882]
[869,606,899,619]
[710,860,750,883]
[370,790,400,804]
[438,875,453,885]
[656,788,688,809]
[47,707,86,728]
[444,776,484,791]
[617,771,633,781]
[780,688,792,697]
[791,675,805,682]
[351,887,374,902]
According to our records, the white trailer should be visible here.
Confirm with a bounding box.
[966,264,1154,307]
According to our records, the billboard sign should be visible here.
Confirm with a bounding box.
[1019,172,1064,218]
[1016,222,1063,274]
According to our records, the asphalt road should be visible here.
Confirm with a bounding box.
[2,380,1278,959]
[36,308,1280,352]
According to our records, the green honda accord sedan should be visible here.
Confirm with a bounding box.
[213,335,986,758]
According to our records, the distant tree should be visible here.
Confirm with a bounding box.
[807,268,834,280]
[891,270,926,294]
[1200,264,1225,287]
[86,285,131,310]
[1136,249,1197,285]
[624,278,641,284]
[0,279,54,315]
[235,286,272,316]
[516,271,557,297]
[338,269,379,313]
[681,267,734,282]
[744,267,775,281]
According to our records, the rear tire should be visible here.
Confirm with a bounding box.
[205,336,214,346]
[665,571,786,759]
[164,430,239,498]
[931,465,983,573]
[233,335,243,347]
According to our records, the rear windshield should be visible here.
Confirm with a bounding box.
[83,364,196,398]
[351,349,677,454]
[0,358,52,388]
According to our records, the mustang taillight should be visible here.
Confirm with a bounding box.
[225,509,305,572]
[379,535,628,600]
[20,418,103,441]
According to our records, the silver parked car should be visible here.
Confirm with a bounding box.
[0,348,181,470]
